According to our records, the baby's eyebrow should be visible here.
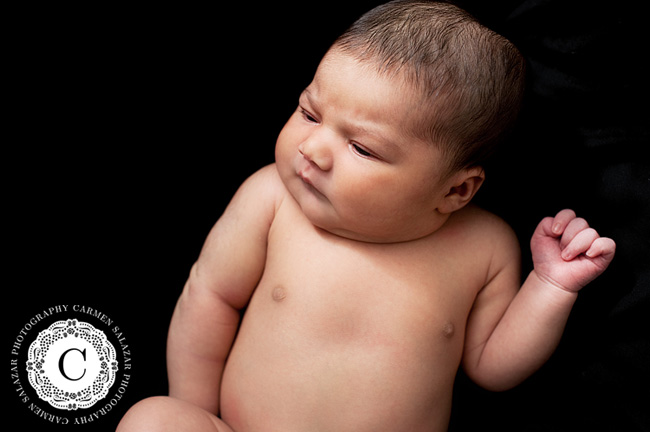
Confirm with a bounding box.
[300,88,316,106]
[352,126,401,155]
[300,86,401,152]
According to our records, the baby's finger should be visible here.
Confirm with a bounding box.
[586,237,617,260]
[533,216,556,238]
[551,209,577,236]
[561,227,599,260]
[559,217,590,250]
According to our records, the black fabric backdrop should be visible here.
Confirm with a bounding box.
[6,1,648,431]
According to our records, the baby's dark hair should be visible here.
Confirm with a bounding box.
[333,0,526,175]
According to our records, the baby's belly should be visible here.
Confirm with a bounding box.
[220,280,464,432]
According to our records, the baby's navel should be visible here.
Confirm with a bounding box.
[442,322,455,339]
[271,286,287,302]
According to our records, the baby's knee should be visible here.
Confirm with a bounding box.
[117,396,230,432]
[117,396,177,432]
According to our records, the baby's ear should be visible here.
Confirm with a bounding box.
[437,167,485,214]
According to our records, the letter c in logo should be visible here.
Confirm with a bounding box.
[58,348,87,381]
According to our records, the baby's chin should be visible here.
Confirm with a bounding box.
[295,195,443,244]
[280,173,442,244]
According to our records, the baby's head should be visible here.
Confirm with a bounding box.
[334,0,526,176]
[275,0,525,243]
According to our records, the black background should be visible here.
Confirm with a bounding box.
[5,1,649,431]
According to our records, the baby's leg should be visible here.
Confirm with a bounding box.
[117,396,234,432]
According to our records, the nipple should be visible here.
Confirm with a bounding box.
[442,322,455,339]
[272,286,287,302]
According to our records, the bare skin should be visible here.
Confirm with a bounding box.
[117,51,615,432]
[218,187,515,431]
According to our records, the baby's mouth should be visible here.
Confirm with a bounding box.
[299,172,314,187]
[298,170,325,197]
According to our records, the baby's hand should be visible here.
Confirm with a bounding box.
[531,209,616,292]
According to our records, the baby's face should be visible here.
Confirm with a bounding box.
[276,50,450,242]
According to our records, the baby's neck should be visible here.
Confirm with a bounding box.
[311,212,452,245]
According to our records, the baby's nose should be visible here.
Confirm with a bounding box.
[298,136,333,171]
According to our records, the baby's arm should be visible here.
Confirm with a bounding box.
[463,209,615,391]
[167,165,281,413]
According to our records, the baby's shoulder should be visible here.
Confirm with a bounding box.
[241,163,283,190]
[219,164,289,233]
[236,163,287,207]
[445,205,520,255]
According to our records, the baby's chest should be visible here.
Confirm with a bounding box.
[255,226,481,351]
